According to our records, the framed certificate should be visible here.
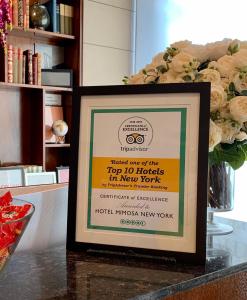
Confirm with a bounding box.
[67,83,210,264]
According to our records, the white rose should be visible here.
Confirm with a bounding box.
[171,40,192,50]
[232,49,247,68]
[206,39,233,61]
[234,131,247,141]
[183,44,209,62]
[219,102,232,119]
[216,55,236,77]
[220,77,231,91]
[229,96,247,122]
[127,72,145,84]
[209,119,222,152]
[158,70,176,83]
[198,69,221,85]
[215,119,242,143]
[232,72,247,93]
[210,85,226,112]
[208,61,219,70]
[151,52,166,66]
[239,41,247,50]
[169,52,199,73]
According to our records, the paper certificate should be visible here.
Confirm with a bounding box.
[87,108,186,236]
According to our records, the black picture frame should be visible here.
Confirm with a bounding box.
[67,83,210,264]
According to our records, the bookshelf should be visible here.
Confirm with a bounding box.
[0,0,82,191]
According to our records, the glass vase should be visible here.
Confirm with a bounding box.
[207,162,234,237]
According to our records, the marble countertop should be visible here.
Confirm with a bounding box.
[1,216,247,300]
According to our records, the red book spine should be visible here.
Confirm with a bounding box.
[13,47,18,83]
[25,0,29,29]
[23,0,26,29]
[18,48,23,84]
[12,0,18,27]
[7,45,13,83]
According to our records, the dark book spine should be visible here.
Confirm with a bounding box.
[56,3,60,32]
[23,49,33,84]
[32,55,38,85]
[22,54,26,84]
[45,0,57,32]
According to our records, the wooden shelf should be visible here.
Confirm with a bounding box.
[0,0,81,183]
[0,183,68,197]
[45,143,70,148]
[8,26,76,43]
[0,82,72,92]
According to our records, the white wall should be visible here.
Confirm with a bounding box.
[83,0,136,85]
[134,0,169,72]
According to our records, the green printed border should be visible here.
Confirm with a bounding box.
[87,108,187,237]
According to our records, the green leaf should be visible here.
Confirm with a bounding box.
[198,60,210,71]
[182,75,192,82]
[240,90,247,96]
[156,65,168,74]
[229,82,236,92]
[209,143,246,170]
[240,144,247,159]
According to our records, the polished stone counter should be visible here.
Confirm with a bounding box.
[1,216,247,300]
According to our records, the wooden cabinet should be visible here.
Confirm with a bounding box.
[0,0,82,192]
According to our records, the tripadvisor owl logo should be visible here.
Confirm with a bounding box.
[118,116,153,152]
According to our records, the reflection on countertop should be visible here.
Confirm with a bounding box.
[1,217,247,300]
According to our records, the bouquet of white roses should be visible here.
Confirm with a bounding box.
[124,39,247,170]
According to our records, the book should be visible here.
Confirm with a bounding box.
[32,55,38,85]
[64,5,74,35]
[24,0,29,29]
[23,0,26,29]
[12,0,18,27]
[64,5,69,35]
[22,54,26,84]
[0,47,6,82]
[18,48,23,84]
[7,45,13,83]
[18,0,24,27]
[23,49,33,84]
[45,93,62,106]
[45,105,63,143]
[68,5,73,35]
[56,3,60,32]
[45,0,57,32]
[37,53,42,85]
[13,47,18,84]
[59,3,65,34]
